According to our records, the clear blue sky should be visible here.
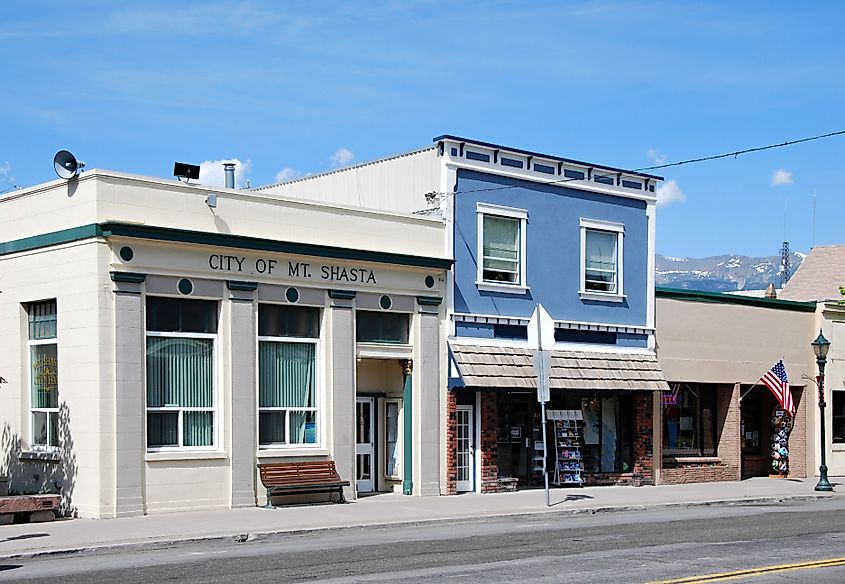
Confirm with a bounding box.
[3,1,843,258]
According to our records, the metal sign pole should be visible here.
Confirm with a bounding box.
[542,399,549,507]
[533,305,551,508]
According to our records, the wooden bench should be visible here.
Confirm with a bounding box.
[258,461,350,507]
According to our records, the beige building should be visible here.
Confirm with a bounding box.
[0,169,450,518]
[655,288,816,484]
[780,245,845,477]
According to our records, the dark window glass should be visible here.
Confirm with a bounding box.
[533,163,555,175]
[833,391,845,444]
[466,150,491,162]
[621,180,643,190]
[663,385,716,455]
[564,169,585,180]
[492,324,527,340]
[146,297,218,333]
[356,311,409,344]
[594,174,614,185]
[554,329,616,344]
[259,305,320,338]
[28,300,57,340]
[501,157,523,169]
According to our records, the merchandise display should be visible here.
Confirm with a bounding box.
[770,408,793,476]
[548,409,584,486]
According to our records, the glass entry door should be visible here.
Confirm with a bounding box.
[356,397,375,493]
[456,406,474,492]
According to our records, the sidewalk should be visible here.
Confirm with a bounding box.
[0,477,840,560]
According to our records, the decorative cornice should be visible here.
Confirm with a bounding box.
[227,280,258,291]
[1,222,454,270]
[110,271,147,283]
[328,289,357,300]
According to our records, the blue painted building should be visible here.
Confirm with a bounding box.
[258,135,670,495]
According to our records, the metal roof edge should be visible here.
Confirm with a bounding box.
[655,286,816,312]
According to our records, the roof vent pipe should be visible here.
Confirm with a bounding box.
[223,163,236,189]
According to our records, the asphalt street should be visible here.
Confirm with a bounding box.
[2,498,844,583]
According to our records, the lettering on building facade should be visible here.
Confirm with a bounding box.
[207,255,377,284]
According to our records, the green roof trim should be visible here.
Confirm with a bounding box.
[416,295,443,306]
[0,224,103,256]
[1,222,453,270]
[110,271,147,283]
[227,280,258,291]
[328,289,357,300]
[100,222,452,269]
[656,287,816,312]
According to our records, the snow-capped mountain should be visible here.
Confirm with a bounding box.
[655,252,806,292]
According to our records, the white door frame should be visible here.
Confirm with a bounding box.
[456,404,475,492]
[356,396,376,493]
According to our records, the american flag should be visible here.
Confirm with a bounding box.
[760,360,795,414]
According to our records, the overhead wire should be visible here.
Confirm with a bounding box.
[438,128,845,199]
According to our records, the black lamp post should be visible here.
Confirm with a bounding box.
[811,330,833,492]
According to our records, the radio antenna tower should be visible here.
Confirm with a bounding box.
[780,241,791,288]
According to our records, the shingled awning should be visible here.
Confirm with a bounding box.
[449,343,669,392]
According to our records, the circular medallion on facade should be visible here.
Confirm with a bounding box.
[425,275,435,288]
[178,278,193,295]
[379,295,392,310]
[119,246,134,261]
[285,287,300,303]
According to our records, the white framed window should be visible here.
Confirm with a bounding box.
[258,304,320,448]
[476,202,528,293]
[28,300,59,450]
[580,218,625,302]
[385,399,402,478]
[145,297,219,450]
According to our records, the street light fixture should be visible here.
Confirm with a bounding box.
[811,330,833,492]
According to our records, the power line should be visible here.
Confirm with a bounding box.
[442,128,845,198]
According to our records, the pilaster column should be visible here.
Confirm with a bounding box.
[414,297,442,496]
[227,281,258,507]
[111,272,146,517]
[328,290,356,500]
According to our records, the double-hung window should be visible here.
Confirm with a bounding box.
[580,218,624,300]
[28,300,59,449]
[258,304,320,448]
[476,203,528,292]
[146,297,218,450]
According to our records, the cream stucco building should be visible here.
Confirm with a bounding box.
[0,169,450,518]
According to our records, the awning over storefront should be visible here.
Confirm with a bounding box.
[449,343,669,392]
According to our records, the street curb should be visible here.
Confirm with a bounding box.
[0,493,836,562]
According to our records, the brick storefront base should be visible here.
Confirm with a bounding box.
[660,465,739,484]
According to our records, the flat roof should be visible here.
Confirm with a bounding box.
[656,287,816,312]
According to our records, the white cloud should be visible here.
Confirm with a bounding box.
[771,168,794,186]
[656,180,686,207]
[0,161,14,184]
[198,158,252,188]
[330,147,354,168]
[647,148,667,166]
[275,167,303,183]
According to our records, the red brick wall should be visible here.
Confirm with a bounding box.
[715,383,742,480]
[788,386,807,478]
[480,392,500,493]
[661,465,737,484]
[446,391,457,495]
[631,391,654,485]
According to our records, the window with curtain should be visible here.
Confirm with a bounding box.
[258,305,320,447]
[385,400,400,477]
[584,229,618,293]
[146,297,218,449]
[28,300,59,449]
[482,215,520,283]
